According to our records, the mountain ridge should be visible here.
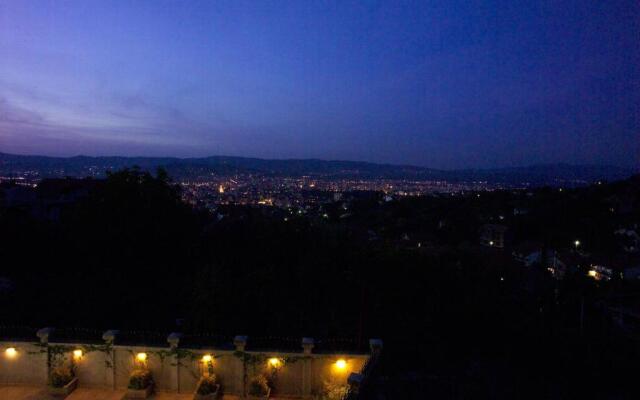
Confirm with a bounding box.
[0,152,636,186]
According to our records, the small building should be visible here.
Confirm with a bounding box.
[513,207,529,216]
[587,255,640,281]
[512,242,585,280]
[614,228,640,253]
[480,224,507,248]
[512,241,544,266]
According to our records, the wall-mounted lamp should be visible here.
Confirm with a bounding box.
[268,357,281,368]
[5,347,17,358]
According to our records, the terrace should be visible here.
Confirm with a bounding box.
[0,327,381,400]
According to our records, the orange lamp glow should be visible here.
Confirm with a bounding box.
[202,354,213,363]
[73,349,83,360]
[5,347,17,358]
[335,359,347,370]
[268,357,281,367]
[136,352,147,362]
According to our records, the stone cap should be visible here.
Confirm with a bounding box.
[302,337,315,354]
[233,335,248,343]
[233,335,248,351]
[167,332,182,348]
[369,338,383,351]
[36,327,54,343]
[102,330,120,343]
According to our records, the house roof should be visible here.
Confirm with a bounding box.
[481,224,508,232]
[512,241,544,256]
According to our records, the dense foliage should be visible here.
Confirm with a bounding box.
[248,374,270,397]
[196,375,218,395]
[1,170,639,398]
[128,368,153,390]
[49,364,74,388]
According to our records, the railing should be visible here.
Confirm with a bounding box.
[0,326,380,398]
[0,326,368,352]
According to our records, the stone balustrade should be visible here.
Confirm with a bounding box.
[0,328,380,398]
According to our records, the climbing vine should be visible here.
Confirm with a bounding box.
[129,347,224,380]
[233,351,313,395]
[29,342,114,370]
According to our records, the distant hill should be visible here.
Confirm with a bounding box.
[0,152,636,187]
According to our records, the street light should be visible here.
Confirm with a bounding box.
[574,240,580,251]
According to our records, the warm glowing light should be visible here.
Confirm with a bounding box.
[489,241,494,246]
[73,349,83,360]
[5,347,17,358]
[335,359,347,370]
[574,240,580,246]
[588,270,597,277]
[202,354,213,363]
[268,357,281,367]
[136,353,147,362]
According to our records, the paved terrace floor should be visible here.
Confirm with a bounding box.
[0,386,284,400]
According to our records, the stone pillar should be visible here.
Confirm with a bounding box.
[369,338,383,356]
[36,327,53,344]
[36,327,54,384]
[233,335,247,352]
[301,337,314,399]
[167,332,182,393]
[102,330,119,389]
[233,336,248,396]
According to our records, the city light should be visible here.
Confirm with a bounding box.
[136,352,147,362]
[5,347,17,358]
[202,354,213,363]
[73,349,83,360]
[335,359,347,370]
[588,270,597,278]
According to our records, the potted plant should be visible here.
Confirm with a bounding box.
[247,374,270,400]
[194,374,221,400]
[313,380,349,400]
[126,368,154,399]
[48,363,78,397]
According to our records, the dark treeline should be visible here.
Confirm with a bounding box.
[1,169,639,398]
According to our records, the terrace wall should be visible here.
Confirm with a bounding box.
[0,332,374,398]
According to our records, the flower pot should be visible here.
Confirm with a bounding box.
[49,377,78,397]
[194,384,221,400]
[126,384,154,399]
[246,387,271,400]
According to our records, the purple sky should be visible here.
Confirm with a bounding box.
[0,1,638,169]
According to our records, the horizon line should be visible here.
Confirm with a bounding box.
[0,151,637,173]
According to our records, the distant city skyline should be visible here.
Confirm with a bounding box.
[1,1,638,169]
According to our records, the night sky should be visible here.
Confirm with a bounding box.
[0,1,638,169]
